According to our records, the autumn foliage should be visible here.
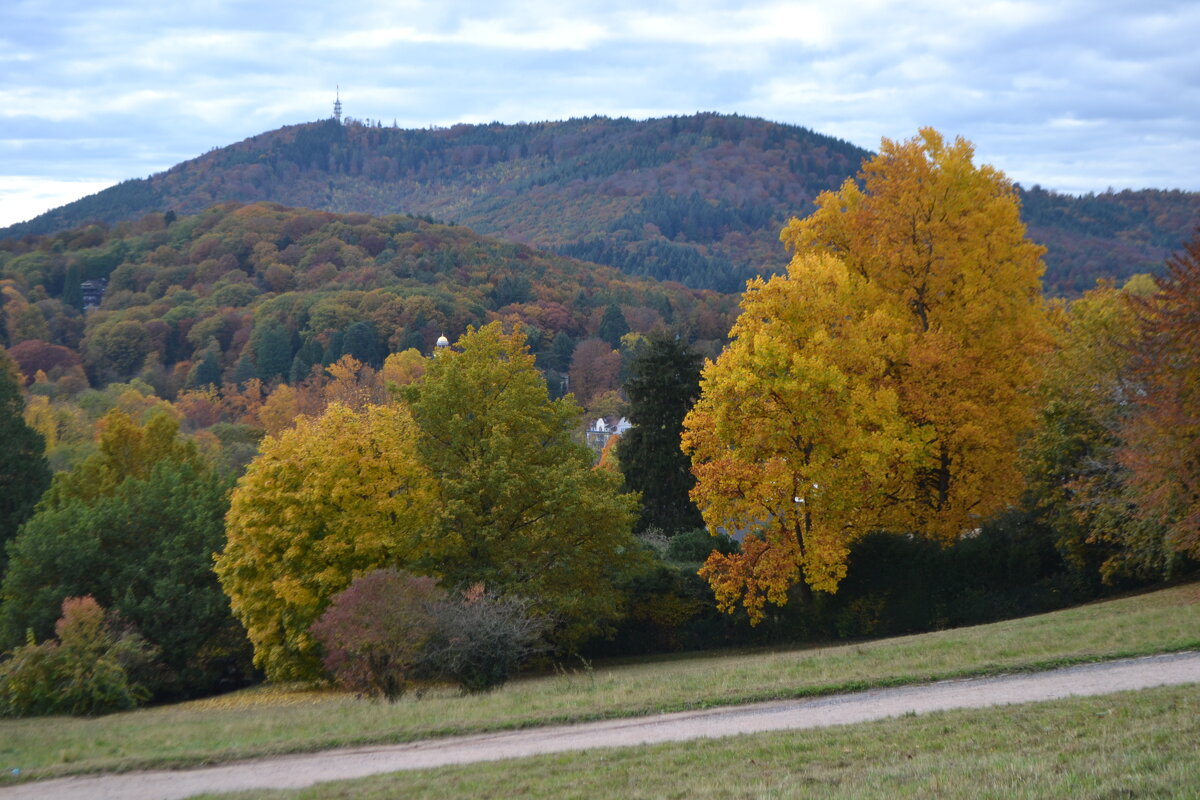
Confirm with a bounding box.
[216,403,436,681]
[685,130,1052,621]
[1123,232,1200,560]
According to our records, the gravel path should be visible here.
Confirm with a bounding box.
[4,651,1198,800]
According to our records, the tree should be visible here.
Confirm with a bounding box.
[309,569,444,700]
[1122,232,1200,562]
[0,596,157,718]
[403,323,641,648]
[251,318,293,383]
[231,352,259,386]
[188,346,223,389]
[380,348,426,388]
[0,348,51,566]
[548,331,575,372]
[40,408,200,510]
[568,338,621,406]
[1022,277,1166,583]
[616,331,705,534]
[598,303,630,349]
[215,402,437,681]
[685,130,1050,621]
[61,265,84,312]
[683,252,919,620]
[343,321,384,369]
[0,419,243,699]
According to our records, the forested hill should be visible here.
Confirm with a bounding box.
[4,113,1196,295]
[0,202,736,400]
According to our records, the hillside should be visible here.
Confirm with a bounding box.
[6,114,1191,295]
[0,202,735,403]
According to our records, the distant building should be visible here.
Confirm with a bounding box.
[585,416,631,451]
[80,278,108,311]
[333,87,342,124]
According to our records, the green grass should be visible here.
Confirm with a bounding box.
[1,582,1197,784]
[202,682,1200,800]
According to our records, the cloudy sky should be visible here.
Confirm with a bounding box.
[2,0,1197,228]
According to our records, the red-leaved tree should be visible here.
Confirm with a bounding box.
[1123,231,1200,562]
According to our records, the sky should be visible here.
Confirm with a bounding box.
[2,0,1197,228]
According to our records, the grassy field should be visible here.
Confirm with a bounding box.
[1,582,1197,784]
[201,682,1200,800]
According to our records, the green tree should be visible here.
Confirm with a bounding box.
[61,265,84,312]
[94,319,153,381]
[0,348,51,568]
[548,331,575,372]
[0,596,158,718]
[231,352,259,386]
[598,303,630,349]
[616,331,704,534]
[251,318,293,383]
[0,421,243,699]
[1023,277,1166,584]
[404,323,641,648]
[215,402,437,681]
[343,321,384,369]
[188,345,223,389]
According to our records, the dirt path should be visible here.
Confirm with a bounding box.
[4,651,1198,800]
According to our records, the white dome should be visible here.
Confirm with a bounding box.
[435,335,450,348]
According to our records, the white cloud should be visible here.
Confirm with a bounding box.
[0,177,117,228]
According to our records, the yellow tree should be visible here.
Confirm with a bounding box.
[783,128,1049,540]
[41,409,198,510]
[683,253,920,620]
[215,403,436,680]
[686,130,1050,620]
[380,348,426,388]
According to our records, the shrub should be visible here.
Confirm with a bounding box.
[310,571,547,698]
[309,570,444,700]
[424,586,548,694]
[667,528,740,563]
[0,596,157,717]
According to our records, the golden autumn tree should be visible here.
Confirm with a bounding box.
[685,129,1050,621]
[683,252,921,619]
[215,403,436,681]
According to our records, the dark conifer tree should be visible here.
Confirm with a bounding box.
[549,331,575,372]
[598,303,629,349]
[343,321,384,368]
[231,352,259,386]
[189,346,222,389]
[62,265,84,311]
[253,319,293,382]
[0,349,52,569]
[615,331,704,534]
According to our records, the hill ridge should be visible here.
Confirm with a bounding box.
[4,113,1197,295]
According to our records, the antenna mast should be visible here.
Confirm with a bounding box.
[333,86,342,124]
